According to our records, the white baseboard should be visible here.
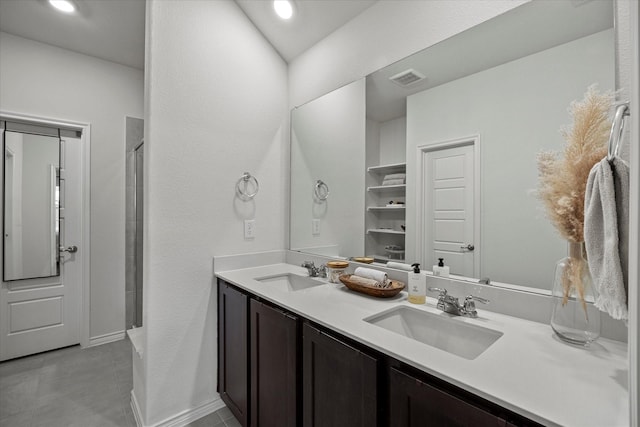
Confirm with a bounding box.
[131,390,144,427]
[86,330,126,347]
[130,393,225,427]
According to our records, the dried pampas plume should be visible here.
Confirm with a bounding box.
[537,85,613,307]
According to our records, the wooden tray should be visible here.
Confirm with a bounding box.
[339,274,405,298]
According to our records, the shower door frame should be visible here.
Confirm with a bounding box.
[133,140,143,328]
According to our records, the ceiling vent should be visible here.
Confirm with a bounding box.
[388,69,426,88]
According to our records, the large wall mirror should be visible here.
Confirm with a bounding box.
[290,0,615,291]
[2,121,63,281]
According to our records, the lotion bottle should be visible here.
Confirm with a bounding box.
[408,263,426,304]
[432,258,450,278]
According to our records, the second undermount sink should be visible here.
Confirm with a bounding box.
[364,306,503,360]
[255,273,324,292]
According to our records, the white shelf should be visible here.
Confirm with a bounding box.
[370,254,405,263]
[367,184,406,192]
[367,162,406,175]
[367,206,406,212]
[367,228,405,235]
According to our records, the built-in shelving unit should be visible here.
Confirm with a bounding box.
[365,161,406,262]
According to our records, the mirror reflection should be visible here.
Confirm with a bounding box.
[3,127,60,281]
[290,0,614,291]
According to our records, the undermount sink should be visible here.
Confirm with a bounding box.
[364,306,503,360]
[255,273,324,292]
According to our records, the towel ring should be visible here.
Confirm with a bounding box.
[236,172,259,200]
[314,180,329,201]
[607,102,630,161]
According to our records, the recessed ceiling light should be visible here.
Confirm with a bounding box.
[49,0,76,14]
[273,0,293,20]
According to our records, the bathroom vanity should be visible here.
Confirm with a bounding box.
[215,259,628,427]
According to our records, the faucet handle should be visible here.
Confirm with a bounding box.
[302,261,315,268]
[465,295,489,305]
[428,287,447,295]
[463,295,489,317]
[317,265,328,278]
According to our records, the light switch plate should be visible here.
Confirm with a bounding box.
[244,219,256,239]
[312,219,320,235]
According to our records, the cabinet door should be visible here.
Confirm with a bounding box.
[218,281,249,426]
[389,367,506,427]
[250,300,299,427]
[303,323,377,427]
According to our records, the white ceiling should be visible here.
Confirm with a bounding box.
[366,0,614,122]
[0,0,377,69]
[235,0,377,62]
[0,0,146,69]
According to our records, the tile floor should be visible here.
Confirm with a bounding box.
[0,338,238,427]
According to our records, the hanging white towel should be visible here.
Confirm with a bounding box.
[584,157,629,321]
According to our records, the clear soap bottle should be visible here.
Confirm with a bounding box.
[408,263,426,304]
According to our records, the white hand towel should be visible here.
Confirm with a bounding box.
[584,157,629,321]
[386,262,413,271]
[354,267,388,285]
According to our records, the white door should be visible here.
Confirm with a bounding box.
[421,142,477,277]
[0,130,83,361]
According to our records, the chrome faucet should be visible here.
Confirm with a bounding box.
[301,261,327,278]
[428,287,489,318]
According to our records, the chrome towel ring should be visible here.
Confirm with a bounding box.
[236,172,259,200]
[314,180,329,201]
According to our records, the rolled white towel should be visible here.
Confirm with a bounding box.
[387,262,413,271]
[382,178,405,186]
[354,267,388,285]
[383,173,406,180]
[348,275,389,288]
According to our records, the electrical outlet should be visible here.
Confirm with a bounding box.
[312,219,320,235]
[244,219,256,239]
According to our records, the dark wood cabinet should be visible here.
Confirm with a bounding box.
[217,280,539,427]
[302,323,378,427]
[389,367,507,427]
[218,281,249,426]
[250,299,299,427]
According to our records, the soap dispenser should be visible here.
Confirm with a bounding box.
[433,258,450,278]
[408,263,426,304]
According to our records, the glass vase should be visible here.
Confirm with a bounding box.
[550,242,600,346]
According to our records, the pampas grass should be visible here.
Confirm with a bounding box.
[537,85,613,307]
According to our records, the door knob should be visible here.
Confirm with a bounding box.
[60,245,78,253]
[460,244,474,252]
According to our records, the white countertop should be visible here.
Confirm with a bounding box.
[216,263,629,427]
